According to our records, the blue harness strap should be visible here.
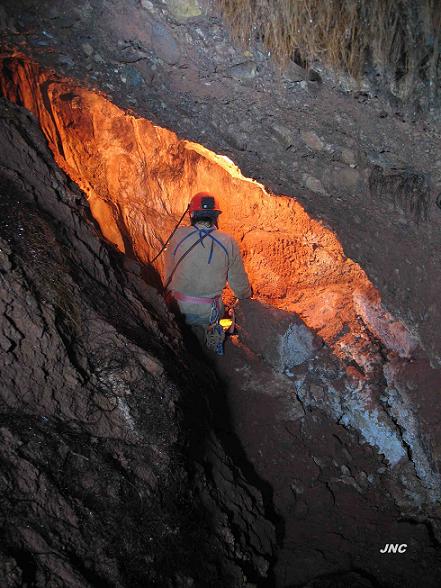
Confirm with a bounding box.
[173,227,229,264]
[173,228,199,256]
[208,239,214,264]
[206,233,229,263]
[196,227,213,250]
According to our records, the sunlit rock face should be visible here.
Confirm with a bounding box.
[0,56,419,377]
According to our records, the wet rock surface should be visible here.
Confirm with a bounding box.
[0,98,275,587]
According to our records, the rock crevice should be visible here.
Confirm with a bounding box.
[0,97,275,587]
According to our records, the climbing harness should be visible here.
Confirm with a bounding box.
[151,195,234,356]
[164,225,229,292]
[205,296,225,356]
[171,291,221,305]
[166,226,230,356]
[172,226,229,262]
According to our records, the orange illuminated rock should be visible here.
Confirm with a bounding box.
[0,55,417,369]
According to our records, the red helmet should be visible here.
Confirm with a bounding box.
[189,192,222,218]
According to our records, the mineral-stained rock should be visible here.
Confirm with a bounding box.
[353,290,419,358]
[168,0,202,21]
[236,299,323,372]
[384,357,441,495]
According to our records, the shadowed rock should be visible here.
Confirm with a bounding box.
[236,299,323,372]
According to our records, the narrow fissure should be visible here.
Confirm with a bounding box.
[0,56,417,371]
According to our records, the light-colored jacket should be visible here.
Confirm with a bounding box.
[164,222,251,325]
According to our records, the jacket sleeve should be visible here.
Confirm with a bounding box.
[228,238,252,299]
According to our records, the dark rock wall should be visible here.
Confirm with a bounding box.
[0,98,274,587]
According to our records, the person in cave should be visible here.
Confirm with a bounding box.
[164,192,251,355]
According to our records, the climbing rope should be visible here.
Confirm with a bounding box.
[149,204,189,264]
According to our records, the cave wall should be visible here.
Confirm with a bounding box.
[0,97,275,587]
[3,53,441,507]
[2,4,441,584]
[0,56,422,380]
[1,0,440,364]
[2,90,441,586]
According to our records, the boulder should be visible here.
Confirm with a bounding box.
[236,299,323,372]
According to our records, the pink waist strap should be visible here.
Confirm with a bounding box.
[171,290,220,305]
